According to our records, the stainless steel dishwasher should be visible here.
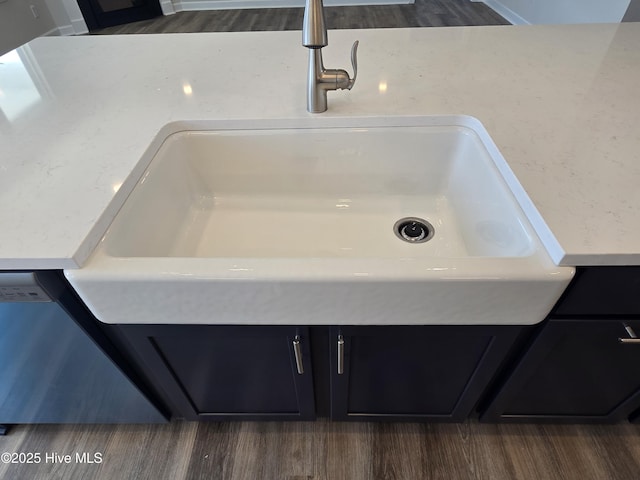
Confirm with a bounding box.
[0,271,167,432]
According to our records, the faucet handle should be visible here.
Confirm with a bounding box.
[347,40,359,90]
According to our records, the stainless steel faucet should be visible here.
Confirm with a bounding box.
[302,0,358,113]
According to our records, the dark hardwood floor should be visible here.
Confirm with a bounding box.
[2,419,640,479]
[92,0,508,34]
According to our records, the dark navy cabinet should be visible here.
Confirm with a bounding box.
[116,325,316,421]
[116,324,526,422]
[480,267,640,423]
[329,326,525,422]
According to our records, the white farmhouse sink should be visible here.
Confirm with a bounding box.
[65,116,573,325]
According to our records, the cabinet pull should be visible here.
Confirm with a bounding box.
[337,335,345,375]
[293,336,304,374]
[619,324,640,344]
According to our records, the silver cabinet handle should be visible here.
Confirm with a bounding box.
[337,335,345,375]
[619,324,640,344]
[293,335,304,374]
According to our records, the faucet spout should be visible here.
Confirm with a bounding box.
[302,0,358,113]
[302,0,327,48]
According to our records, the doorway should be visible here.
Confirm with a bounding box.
[77,0,163,31]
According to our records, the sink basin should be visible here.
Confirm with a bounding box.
[65,116,573,325]
[107,123,532,259]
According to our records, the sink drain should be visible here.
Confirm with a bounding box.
[394,217,434,244]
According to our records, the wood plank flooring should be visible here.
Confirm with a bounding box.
[2,419,640,479]
[92,0,508,34]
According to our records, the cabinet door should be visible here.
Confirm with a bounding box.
[480,319,640,422]
[119,325,315,421]
[329,326,522,422]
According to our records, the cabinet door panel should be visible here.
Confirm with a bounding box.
[346,333,490,415]
[331,326,521,421]
[481,319,640,422]
[119,325,315,421]
[153,333,300,414]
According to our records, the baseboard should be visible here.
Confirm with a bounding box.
[160,0,177,14]
[45,17,88,37]
[477,0,530,25]
[56,25,76,36]
[174,0,412,11]
[43,27,63,37]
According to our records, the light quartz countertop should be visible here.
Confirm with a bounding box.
[1,24,639,269]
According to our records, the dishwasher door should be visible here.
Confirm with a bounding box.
[0,273,166,423]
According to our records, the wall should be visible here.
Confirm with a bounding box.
[44,0,88,35]
[0,0,57,55]
[481,0,632,25]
